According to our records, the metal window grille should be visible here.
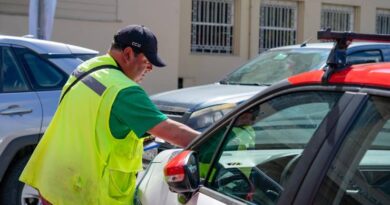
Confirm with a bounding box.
[259,0,297,53]
[376,9,390,34]
[321,5,354,32]
[191,0,234,54]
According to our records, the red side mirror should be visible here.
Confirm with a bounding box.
[164,150,200,193]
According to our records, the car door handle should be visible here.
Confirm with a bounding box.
[0,105,33,115]
[346,189,360,195]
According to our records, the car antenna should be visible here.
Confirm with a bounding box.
[317,28,390,83]
[300,37,312,47]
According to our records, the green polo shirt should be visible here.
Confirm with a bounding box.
[109,86,167,139]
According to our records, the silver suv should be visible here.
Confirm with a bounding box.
[0,35,98,205]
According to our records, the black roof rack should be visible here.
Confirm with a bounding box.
[317,29,390,83]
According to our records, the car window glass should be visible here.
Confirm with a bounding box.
[49,57,84,74]
[0,46,29,92]
[197,121,232,180]
[223,49,330,85]
[313,96,390,205]
[13,47,67,90]
[347,50,383,65]
[204,91,342,205]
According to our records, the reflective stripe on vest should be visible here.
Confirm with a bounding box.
[81,75,106,96]
[59,64,119,103]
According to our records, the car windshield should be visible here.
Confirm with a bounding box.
[221,48,330,85]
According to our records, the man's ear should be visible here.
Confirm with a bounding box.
[122,47,134,62]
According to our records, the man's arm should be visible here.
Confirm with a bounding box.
[148,119,200,147]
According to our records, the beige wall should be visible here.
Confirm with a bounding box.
[0,14,29,36]
[299,0,389,41]
[0,0,181,95]
[1,0,390,92]
[178,0,390,87]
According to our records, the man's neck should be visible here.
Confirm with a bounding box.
[108,51,125,72]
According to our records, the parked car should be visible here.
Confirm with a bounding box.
[136,32,390,205]
[0,35,98,205]
[152,41,390,133]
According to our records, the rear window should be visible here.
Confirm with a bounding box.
[49,57,85,74]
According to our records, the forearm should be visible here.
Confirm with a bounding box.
[149,119,200,147]
[166,121,199,147]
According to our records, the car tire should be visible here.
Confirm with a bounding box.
[0,155,41,205]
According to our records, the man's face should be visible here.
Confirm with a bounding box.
[132,54,153,83]
[235,112,256,126]
[122,47,153,82]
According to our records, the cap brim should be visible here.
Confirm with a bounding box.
[144,52,166,67]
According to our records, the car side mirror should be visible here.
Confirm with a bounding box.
[164,150,200,193]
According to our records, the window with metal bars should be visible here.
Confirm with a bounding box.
[259,0,297,53]
[377,9,390,34]
[321,4,354,32]
[191,0,234,54]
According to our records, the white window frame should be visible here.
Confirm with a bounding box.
[376,9,390,34]
[259,0,297,53]
[191,0,234,54]
[321,4,355,32]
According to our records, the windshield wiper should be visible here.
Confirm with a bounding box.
[219,79,229,84]
[219,80,271,86]
[236,82,271,86]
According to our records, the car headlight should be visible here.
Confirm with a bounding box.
[187,103,236,130]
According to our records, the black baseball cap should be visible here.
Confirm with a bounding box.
[114,25,166,67]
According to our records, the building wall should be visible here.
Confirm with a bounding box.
[178,0,390,87]
[179,0,252,87]
[1,0,390,92]
[0,0,180,95]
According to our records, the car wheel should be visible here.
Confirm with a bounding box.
[0,155,41,205]
[21,184,41,205]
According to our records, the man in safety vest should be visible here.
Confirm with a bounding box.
[228,108,258,150]
[19,25,200,205]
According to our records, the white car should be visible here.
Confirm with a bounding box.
[136,31,390,205]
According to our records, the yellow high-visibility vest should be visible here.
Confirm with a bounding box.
[232,126,255,150]
[199,125,255,179]
[20,55,144,205]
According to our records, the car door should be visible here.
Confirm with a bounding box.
[0,45,42,150]
[11,46,67,133]
[185,89,356,205]
[295,93,390,205]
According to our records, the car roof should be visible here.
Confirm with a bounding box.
[288,62,390,89]
[270,42,390,50]
[0,35,98,55]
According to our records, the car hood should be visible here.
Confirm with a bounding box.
[151,83,267,112]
